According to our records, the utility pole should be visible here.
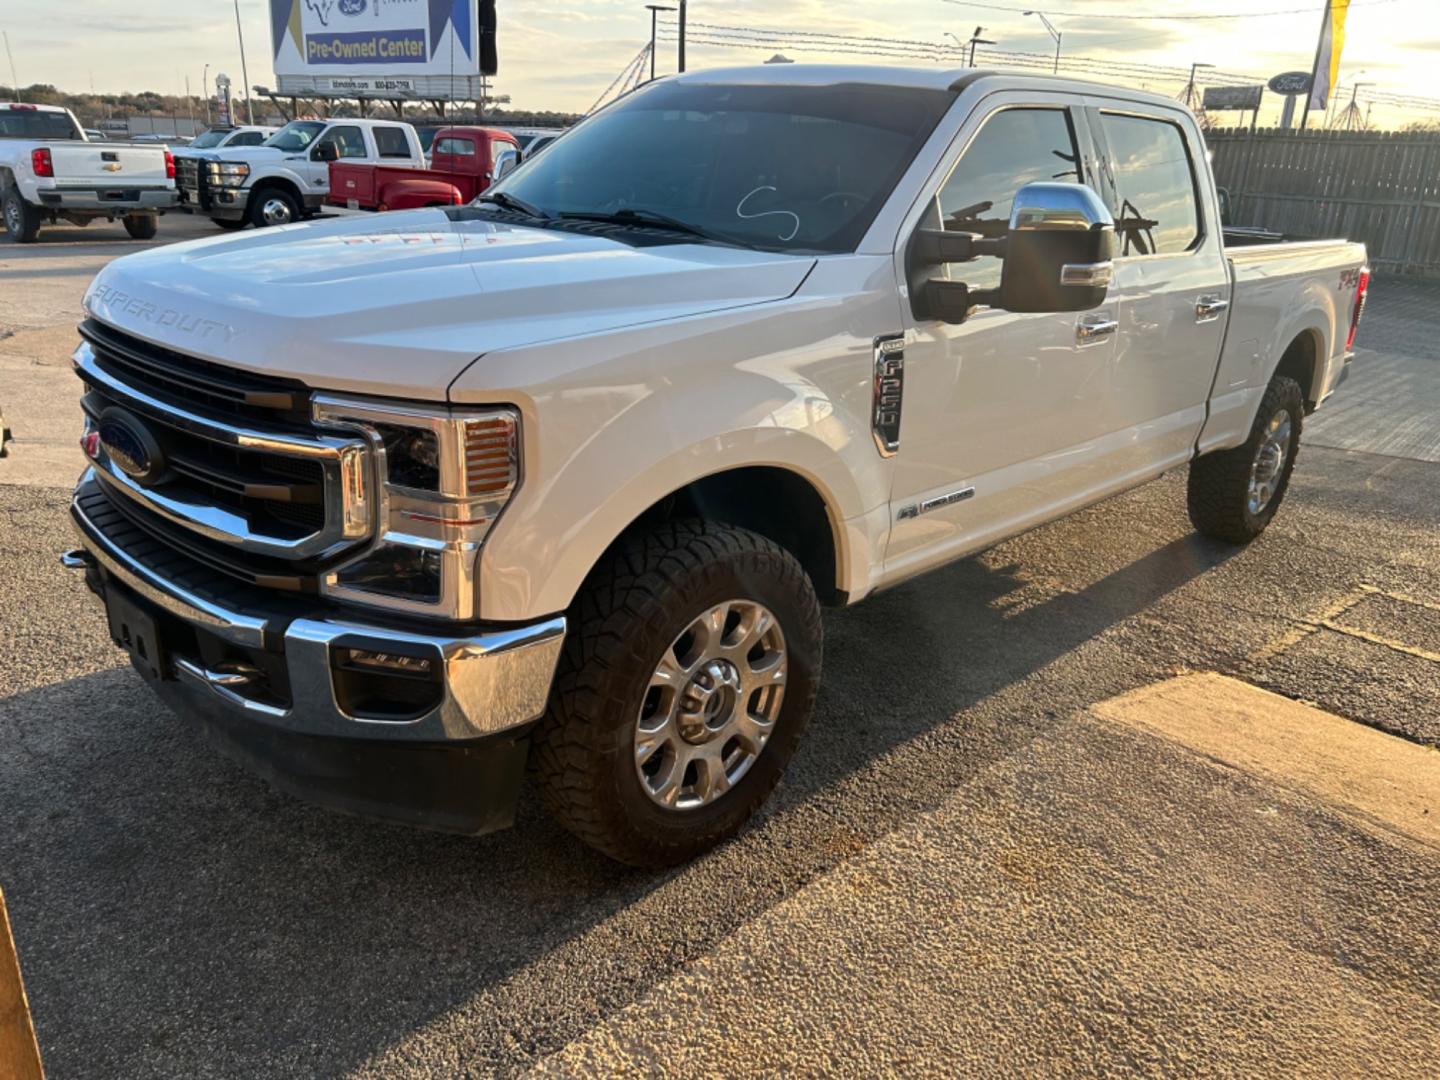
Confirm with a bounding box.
[1024,11,1061,74]
[1179,61,1214,112]
[202,64,211,125]
[966,26,994,67]
[2,31,20,102]
[646,5,675,80]
[677,0,687,73]
[185,76,195,135]
[233,0,254,124]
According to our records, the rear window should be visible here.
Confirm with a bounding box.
[373,126,412,159]
[0,109,81,140]
[434,137,476,156]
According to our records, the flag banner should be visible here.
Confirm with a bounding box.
[1308,0,1350,110]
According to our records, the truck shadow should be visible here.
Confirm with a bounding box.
[0,510,1236,1077]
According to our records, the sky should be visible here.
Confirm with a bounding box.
[4,0,1439,127]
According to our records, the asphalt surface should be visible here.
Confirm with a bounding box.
[1,221,1438,1077]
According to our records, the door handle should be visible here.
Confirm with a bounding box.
[1195,294,1230,322]
[1075,314,1119,344]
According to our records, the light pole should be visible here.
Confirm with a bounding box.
[1024,11,1061,74]
[965,26,994,67]
[232,0,254,125]
[202,64,211,125]
[677,0,687,73]
[646,4,675,80]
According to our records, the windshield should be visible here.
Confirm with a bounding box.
[189,128,232,149]
[483,81,954,253]
[0,109,82,140]
[263,120,326,152]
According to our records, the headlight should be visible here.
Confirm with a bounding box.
[206,161,250,186]
[312,396,521,620]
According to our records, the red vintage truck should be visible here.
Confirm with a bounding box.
[327,126,521,212]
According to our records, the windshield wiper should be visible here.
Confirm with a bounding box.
[477,191,550,219]
[558,208,748,248]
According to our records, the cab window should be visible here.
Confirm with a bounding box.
[1099,113,1201,256]
[932,108,1082,290]
[434,137,476,156]
[229,131,265,147]
[373,126,412,159]
[317,125,367,160]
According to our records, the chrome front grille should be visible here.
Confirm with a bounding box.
[74,321,374,583]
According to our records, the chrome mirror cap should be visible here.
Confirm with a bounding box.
[1009,181,1115,233]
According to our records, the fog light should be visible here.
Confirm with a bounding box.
[341,648,434,676]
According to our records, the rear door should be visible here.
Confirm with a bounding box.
[1083,104,1230,472]
[884,94,1121,580]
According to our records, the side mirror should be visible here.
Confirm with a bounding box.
[493,149,520,180]
[313,141,339,163]
[998,182,1115,314]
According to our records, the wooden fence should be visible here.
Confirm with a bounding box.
[1206,128,1440,276]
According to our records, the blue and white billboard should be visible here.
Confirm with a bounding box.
[270,0,488,95]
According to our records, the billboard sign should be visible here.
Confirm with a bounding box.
[269,0,485,83]
[1203,85,1264,111]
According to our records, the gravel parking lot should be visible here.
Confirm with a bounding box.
[2,219,1438,1077]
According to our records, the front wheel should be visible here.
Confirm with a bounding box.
[531,520,823,866]
[3,189,41,243]
[1187,374,1304,544]
[213,217,247,231]
[247,187,300,228]
[122,214,158,240]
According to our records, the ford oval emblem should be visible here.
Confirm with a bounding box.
[98,408,166,486]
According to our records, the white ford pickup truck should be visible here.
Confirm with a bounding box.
[174,117,424,230]
[64,67,1368,865]
[0,103,178,242]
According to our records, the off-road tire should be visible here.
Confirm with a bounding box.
[122,214,158,240]
[531,519,823,867]
[3,189,41,243]
[1188,374,1305,544]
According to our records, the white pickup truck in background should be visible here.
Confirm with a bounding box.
[65,66,1368,866]
[174,117,424,230]
[0,102,178,242]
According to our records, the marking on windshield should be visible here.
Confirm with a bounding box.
[735,186,800,242]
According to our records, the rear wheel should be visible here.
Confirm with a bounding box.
[122,214,157,240]
[1187,374,1304,544]
[3,189,41,243]
[531,519,822,867]
[247,187,300,228]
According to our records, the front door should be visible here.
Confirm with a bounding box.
[884,98,1120,583]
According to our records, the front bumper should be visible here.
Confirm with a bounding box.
[66,475,566,834]
[37,187,177,213]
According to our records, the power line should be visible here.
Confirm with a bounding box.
[939,0,1400,21]
[657,18,1440,113]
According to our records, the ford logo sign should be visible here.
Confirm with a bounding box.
[338,0,367,15]
[98,408,166,486]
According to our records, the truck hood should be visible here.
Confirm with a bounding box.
[83,208,816,399]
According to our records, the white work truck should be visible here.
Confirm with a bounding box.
[175,117,424,229]
[0,103,178,242]
[64,67,1369,865]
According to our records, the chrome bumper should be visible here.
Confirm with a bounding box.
[39,188,178,212]
[67,481,565,745]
